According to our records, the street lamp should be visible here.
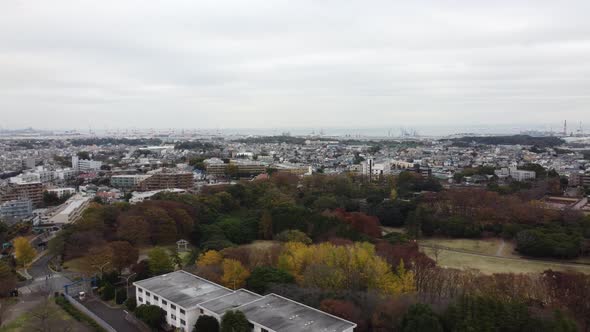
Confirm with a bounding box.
[119,273,137,299]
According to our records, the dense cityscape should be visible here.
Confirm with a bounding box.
[3,0,590,331]
[0,126,589,331]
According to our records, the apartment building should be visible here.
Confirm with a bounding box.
[271,163,312,176]
[46,187,76,198]
[494,167,536,182]
[110,174,151,190]
[0,181,43,207]
[570,172,590,187]
[46,195,91,226]
[0,199,33,221]
[138,168,193,191]
[71,156,102,172]
[134,270,356,332]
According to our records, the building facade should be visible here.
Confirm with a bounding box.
[134,270,356,332]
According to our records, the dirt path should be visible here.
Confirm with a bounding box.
[495,239,506,257]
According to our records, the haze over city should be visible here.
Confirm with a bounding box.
[1,0,590,130]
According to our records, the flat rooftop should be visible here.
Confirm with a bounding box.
[133,271,232,310]
[239,294,356,332]
[199,289,262,315]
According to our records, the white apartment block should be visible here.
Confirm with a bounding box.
[0,199,33,220]
[45,195,91,226]
[71,156,102,172]
[134,270,356,332]
[494,167,536,182]
[46,187,76,198]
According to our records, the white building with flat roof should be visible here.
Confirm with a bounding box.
[45,195,91,226]
[133,270,356,332]
[72,156,102,172]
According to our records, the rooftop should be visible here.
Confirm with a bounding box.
[239,294,356,332]
[133,270,232,310]
[199,289,262,315]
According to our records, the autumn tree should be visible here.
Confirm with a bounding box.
[81,245,114,276]
[221,259,250,290]
[320,299,366,331]
[109,241,139,272]
[14,237,36,267]
[197,250,223,267]
[117,216,150,245]
[278,242,414,295]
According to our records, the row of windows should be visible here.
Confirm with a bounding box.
[137,288,185,316]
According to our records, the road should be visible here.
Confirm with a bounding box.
[81,297,142,332]
[18,253,70,295]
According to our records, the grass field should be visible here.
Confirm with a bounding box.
[419,238,590,275]
[0,300,91,332]
[419,238,516,257]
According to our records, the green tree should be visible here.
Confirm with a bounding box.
[101,283,116,301]
[148,247,173,275]
[194,315,220,332]
[400,304,443,332]
[135,305,166,329]
[221,310,251,332]
[275,230,312,244]
[246,266,295,294]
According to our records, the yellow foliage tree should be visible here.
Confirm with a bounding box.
[221,259,250,289]
[197,250,223,267]
[14,237,36,267]
[278,241,415,295]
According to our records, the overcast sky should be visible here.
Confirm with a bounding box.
[1,0,589,131]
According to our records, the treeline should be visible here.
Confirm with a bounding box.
[174,140,219,150]
[451,135,565,148]
[70,138,163,146]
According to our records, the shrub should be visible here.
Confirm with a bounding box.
[101,283,115,301]
[135,305,166,329]
[115,288,127,304]
[124,297,137,311]
[194,315,220,332]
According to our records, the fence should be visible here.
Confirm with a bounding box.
[64,294,117,332]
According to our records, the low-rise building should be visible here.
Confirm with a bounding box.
[0,199,33,221]
[46,195,91,226]
[46,187,76,198]
[110,174,151,190]
[133,270,356,332]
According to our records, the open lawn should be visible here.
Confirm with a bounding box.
[0,299,91,332]
[419,238,516,257]
[421,246,590,275]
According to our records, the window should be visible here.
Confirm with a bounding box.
[138,297,143,303]
[261,329,268,332]
[162,300,167,305]
[199,309,204,314]
[180,309,185,315]
[153,296,159,301]
[145,291,150,297]
[138,288,143,293]
[171,304,176,310]
[146,300,150,305]
[171,314,176,320]
[180,319,186,326]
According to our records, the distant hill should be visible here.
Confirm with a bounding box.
[450,135,565,148]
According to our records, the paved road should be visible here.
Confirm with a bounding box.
[81,297,142,332]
